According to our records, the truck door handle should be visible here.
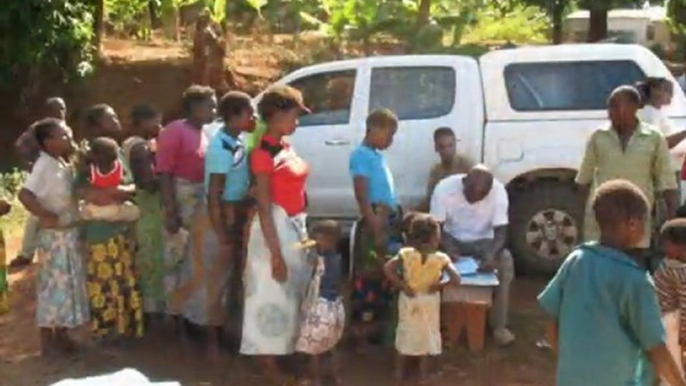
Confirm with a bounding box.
[325,139,350,146]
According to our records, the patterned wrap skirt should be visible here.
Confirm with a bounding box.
[240,205,312,355]
[164,179,227,326]
[37,228,89,328]
[395,292,442,356]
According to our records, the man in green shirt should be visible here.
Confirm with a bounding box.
[576,85,678,249]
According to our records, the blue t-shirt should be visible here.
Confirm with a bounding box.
[349,144,398,208]
[319,251,342,301]
[204,129,250,202]
[538,243,665,386]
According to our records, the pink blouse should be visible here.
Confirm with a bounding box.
[155,119,207,182]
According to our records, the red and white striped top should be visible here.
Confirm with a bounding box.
[654,259,686,343]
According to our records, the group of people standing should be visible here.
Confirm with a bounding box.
[0,78,523,386]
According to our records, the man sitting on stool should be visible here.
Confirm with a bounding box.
[430,165,515,346]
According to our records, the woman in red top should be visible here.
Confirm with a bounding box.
[240,86,311,382]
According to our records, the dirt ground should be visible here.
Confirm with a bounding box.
[0,232,556,386]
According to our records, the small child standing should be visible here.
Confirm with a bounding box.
[18,118,89,356]
[296,220,346,386]
[538,180,686,386]
[654,218,686,378]
[0,199,11,314]
[79,137,139,222]
[384,214,460,386]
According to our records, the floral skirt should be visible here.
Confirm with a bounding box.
[36,229,89,328]
[0,231,8,315]
[86,234,144,338]
[296,297,345,355]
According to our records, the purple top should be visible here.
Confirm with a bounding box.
[156,119,207,182]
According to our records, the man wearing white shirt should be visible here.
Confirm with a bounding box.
[430,165,515,346]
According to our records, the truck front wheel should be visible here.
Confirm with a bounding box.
[509,181,585,276]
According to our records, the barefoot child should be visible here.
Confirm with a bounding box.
[296,220,346,386]
[384,214,460,386]
[654,218,686,378]
[79,137,139,222]
[538,180,686,386]
[18,118,89,356]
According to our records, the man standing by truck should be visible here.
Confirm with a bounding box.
[576,85,678,262]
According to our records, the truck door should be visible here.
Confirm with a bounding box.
[362,57,483,209]
[286,65,368,218]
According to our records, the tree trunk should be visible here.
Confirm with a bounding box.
[417,0,431,26]
[551,0,564,44]
[149,0,161,29]
[587,8,608,42]
[94,0,105,53]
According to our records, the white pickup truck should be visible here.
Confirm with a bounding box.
[257,44,686,275]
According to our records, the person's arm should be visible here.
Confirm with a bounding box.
[575,133,598,199]
[483,183,509,270]
[654,135,679,219]
[649,344,686,386]
[208,173,229,244]
[666,131,686,149]
[353,176,385,257]
[545,320,559,354]
[383,255,413,296]
[18,189,58,228]
[430,256,461,293]
[156,127,182,233]
[252,150,287,282]
[254,173,287,282]
[129,142,157,193]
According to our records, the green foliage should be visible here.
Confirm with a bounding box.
[463,2,549,43]
[0,0,95,85]
[668,0,686,52]
[106,0,151,38]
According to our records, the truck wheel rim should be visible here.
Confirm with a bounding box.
[525,209,578,260]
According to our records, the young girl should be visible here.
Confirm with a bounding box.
[80,137,139,222]
[18,118,89,355]
[296,220,346,386]
[654,218,686,378]
[384,214,460,386]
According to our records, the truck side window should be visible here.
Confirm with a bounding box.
[505,60,645,111]
[289,70,356,126]
[369,67,456,121]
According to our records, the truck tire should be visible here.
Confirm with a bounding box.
[509,181,585,276]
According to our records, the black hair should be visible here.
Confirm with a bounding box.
[310,219,342,241]
[89,136,119,165]
[661,219,686,246]
[407,213,440,246]
[635,77,670,105]
[182,85,216,115]
[258,85,305,121]
[433,127,455,142]
[218,91,252,120]
[85,104,112,129]
[609,85,642,106]
[366,108,398,133]
[130,103,160,127]
[32,118,63,150]
[592,180,649,231]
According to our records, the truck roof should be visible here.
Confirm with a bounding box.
[480,43,658,65]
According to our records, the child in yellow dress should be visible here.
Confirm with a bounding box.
[384,214,460,386]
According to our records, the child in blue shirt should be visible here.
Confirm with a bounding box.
[205,90,256,354]
[538,180,685,386]
[349,108,400,348]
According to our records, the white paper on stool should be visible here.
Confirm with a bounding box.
[48,368,181,386]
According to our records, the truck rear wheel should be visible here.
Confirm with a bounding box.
[509,181,585,276]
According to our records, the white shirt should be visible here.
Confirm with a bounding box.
[23,152,76,218]
[638,105,675,137]
[430,174,509,242]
